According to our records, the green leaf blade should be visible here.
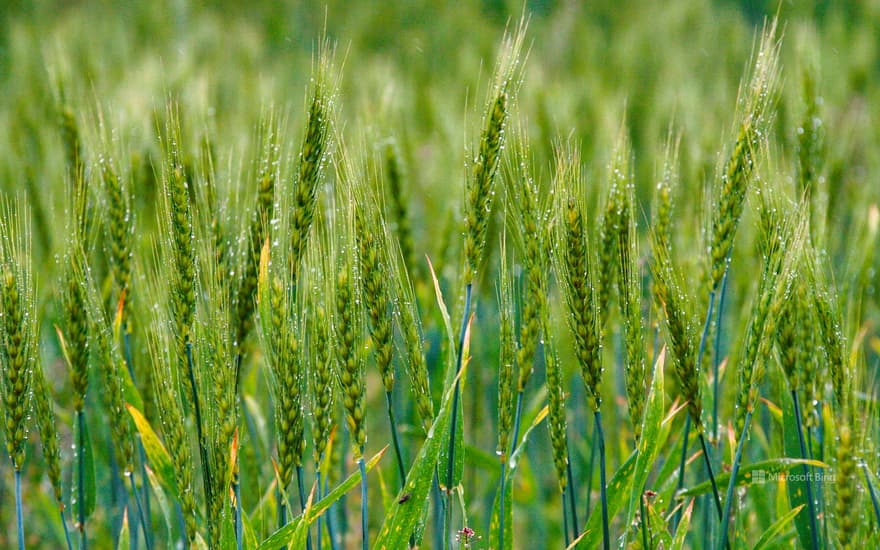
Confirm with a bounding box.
[127,404,179,497]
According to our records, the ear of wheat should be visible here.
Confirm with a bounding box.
[708,20,780,291]
[0,198,39,550]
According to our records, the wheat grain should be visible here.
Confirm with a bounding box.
[99,156,133,325]
[835,420,858,548]
[88,292,135,473]
[504,128,549,396]
[496,241,516,462]
[306,227,336,465]
[290,49,335,282]
[146,314,198,544]
[383,140,416,277]
[257,238,307,520]
[1,265,32,471]
[596,142,624,329]
[389,230,434,433]
[355,195,395,393]
[334,252,367,454]
[0,199,38,550]
[161,104,197,368]
[31,363,63,503]
[235,112,282,353]
[461,22,524,285]
[708,20,780,291]
[653,131,679,256]
[734,194,800,433]
[616,163,646,441]
[651,233,702,431]
[552,144,602,412]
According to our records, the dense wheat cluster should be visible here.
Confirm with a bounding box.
[1,2,879,549]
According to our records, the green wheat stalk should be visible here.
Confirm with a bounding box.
[233,110,282,366]
[388,222,434,436]
[706,19,780,441]
[196,249,240,548]
[651,225,725,536]
[330,163,369,549]
[383,139,417,280]
[307,228,338,550]
[31,354,74,550]
[720,193,803,550]
[0,198,37,550]
[446,23,524,548]
[144,298,198,547]
[611,131,647,443]
[87,270,152,549]
[354,167,407,492]
[496,238,516,550]
[289,45,336,285]
[551,142,609,549]
[776,276,821,550]
[504,126,551,452]
[809,245,859,548]
[256,238,308,546]
[59,167,91,550]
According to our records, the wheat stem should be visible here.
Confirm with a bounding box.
[595,411,610,550]
[639,491,650,550]
[444,473,453,548]
[278,486,287,533]
[175,505,188,550]
[77,409,88,550]
[498,462,508,550]
[432,470,444,550]
[328,473,341,550]
[316,468,324,550]
[296,465,312,550]
[511,391,525,453]
[444,481,452,546]
[108,452,124,544]
[700,433,723,520]
[60,508,74,550]
[718,411,749,550]
[806,425,815,460]
[712,268,730,442]
[129,474,153,549]
[234,469,243,550]
[359,454,368,550]
[566,449,578,537]
[813,410,830,545]
[385,391,407,489]
[185,341,212,516]
[121,332,154,548]
[698,432,724,549]
[587,428,596,518]
[697,290,716,437]
[276,464,291,545]
[562,490,571,547]
[792,391,820,550]
[671,414,691,531]
[445,282,472,550]
[333,444,347,550]
[15,468,24,550]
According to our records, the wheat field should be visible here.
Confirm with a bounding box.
[1,2,879,549]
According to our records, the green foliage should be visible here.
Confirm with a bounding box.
[1,2,879,549]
